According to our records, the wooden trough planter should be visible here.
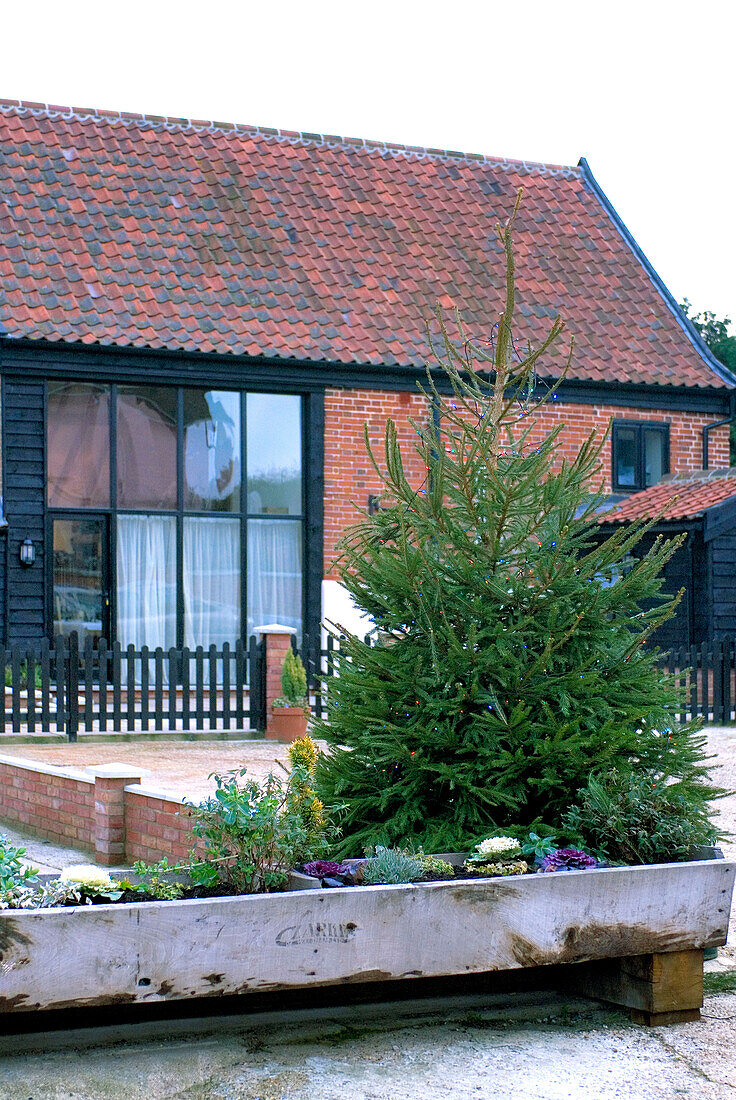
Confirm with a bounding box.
[1,858,734,1025]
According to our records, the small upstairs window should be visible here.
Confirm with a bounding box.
[612,421,669,492]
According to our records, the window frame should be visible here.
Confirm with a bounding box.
[611,419,670,492]
[45,382,307,648]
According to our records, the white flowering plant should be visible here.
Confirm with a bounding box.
[468,836,522,862]
[57,865,123,901]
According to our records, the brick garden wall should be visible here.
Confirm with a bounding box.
[0,754,197,866]
[123,786,198,864]
[0,755,95,850]
[323,387,730,573]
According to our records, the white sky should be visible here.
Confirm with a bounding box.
[3,0,734,328]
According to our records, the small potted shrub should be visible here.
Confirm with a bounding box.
[268,649,309,742]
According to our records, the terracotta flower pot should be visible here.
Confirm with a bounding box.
[267,705,309,742]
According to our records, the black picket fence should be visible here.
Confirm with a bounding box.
[307,633,372,722]
[655,638,736,725]
[2,632,734,737]
[0,633,267,739]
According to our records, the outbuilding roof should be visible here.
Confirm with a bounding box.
[598,469,736,523]
[0,99,730,388]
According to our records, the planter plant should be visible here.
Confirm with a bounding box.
[1,195,733,1027]
[268,648,310,742]
[313,190,723,860]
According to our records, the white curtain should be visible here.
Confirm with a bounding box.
[116,515,176,650]
[183,517,240,649]
[248,520,302,638]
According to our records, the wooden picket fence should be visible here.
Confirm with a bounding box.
[655,638,736,725]
[0,633,266,739]
[2,632,734,738]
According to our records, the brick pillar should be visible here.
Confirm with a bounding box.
[88,764,147,867]
[254,624,296,737]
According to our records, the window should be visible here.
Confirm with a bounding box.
[47,385,304,648]
[612,421,669,492]
[48,383,110,507]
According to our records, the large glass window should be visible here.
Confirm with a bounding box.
[117,387,177,509]
[183,517,241,647]
[47,385,305,647]
[53,516,108,645]
[48,383,110,507]
[248,520,302,638]
[184,390,241,512]
[247,394,302,515]
[612,421,669,492]
[116,514,177,650]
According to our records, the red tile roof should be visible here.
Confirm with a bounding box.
[598,470,736,523]
[0,100,729,388]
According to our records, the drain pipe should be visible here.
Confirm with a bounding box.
[703,392,736,469]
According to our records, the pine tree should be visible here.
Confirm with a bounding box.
[314,192,719,855]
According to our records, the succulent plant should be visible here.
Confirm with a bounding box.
[418,853,455,877]
[468,859,529,877]
[361,846,424,885]
[539,848,597,872]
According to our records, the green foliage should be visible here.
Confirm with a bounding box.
[286,735,329,850]
[129,858,187,900]
[470,860,528,877]
[563,769,718,865]
[0,834,38,905]
[519,829,558,861]
[278,648,308,706]
[4,662,42,691]
[315,192,720,855]
[681,300,736,462]
[187,760,332,893]
[418,852,455,876]
[703,970,736,995]
[361,846,424,885]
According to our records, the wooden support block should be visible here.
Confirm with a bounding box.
[630,1008,701,1027]
[562,949,704,1025]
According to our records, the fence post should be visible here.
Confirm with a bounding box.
[254,624,296,737]
[248,635,265,732]
[67,632,79,743]
[713,639,725,725]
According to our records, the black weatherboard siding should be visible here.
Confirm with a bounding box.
[711,532,736,639]
[2,377,45,649]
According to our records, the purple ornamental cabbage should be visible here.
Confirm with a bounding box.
[302,860,350,878]
[539,848,597,872]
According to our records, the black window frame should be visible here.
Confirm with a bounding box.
[611,419,670,492]
[45,382,310,648]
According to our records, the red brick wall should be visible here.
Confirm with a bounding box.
[324,388,430,576]
[0,758,95,850]
[323,387,730,573]
[123,788,198,865]
[0,756,198,866]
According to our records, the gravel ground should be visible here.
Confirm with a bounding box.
[1,989,736,1099]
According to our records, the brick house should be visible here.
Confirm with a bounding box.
[0,99,733,664]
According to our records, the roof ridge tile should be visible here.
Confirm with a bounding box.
[0,99,581,175]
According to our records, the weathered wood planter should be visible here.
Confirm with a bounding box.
[1,859,734,1024]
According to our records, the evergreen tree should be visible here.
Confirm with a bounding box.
[315,192,719,855]
[681,300,736,462]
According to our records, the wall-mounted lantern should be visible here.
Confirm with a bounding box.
[367,494,381,516]
[19,538,35,567]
